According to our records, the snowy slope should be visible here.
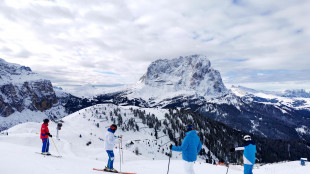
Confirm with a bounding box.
[1,109,310,174]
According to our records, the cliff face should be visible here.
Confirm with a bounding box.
[0,58,58,117]
[139,55,228,98]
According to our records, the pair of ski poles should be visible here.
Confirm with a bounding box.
[119,135,124,172]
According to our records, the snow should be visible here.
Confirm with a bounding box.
[0,106,67,131]
[296,125,309,135]
[1,103,310,174]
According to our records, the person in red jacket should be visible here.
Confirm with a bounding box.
[41,119,52,155]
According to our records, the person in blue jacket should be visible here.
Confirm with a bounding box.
[170,124,202,174]
[230,135,256,174]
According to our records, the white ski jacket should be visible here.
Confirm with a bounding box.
[105,129,120,151]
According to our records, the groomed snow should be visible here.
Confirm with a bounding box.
[1,132,309,174]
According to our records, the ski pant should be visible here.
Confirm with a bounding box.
[184,161,195,174]
[106,150,115,169]
[244,164,253,174]
[42,138,49,153]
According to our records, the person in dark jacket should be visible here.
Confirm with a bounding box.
[170,124,202,174]
[230,135,256,174]
[40,119,52,155]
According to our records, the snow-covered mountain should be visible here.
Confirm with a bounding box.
[93,55,310,142]
[0,58,71,130]
[231,85,310,110]
[138,55,228,99]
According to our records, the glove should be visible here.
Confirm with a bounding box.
[47,133,52,137]
[169,144,173,150]
[167,152,172,157]
[230,148,235,152]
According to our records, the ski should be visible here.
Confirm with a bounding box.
[35,152,62,158]
[93,168,136,174]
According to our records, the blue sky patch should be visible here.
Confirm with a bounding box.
[94,70,119,75]
[295,29,303,34]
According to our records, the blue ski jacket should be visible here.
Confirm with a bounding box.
[171,130,202,162]
[235,140,256,165]
[243,140,256,165]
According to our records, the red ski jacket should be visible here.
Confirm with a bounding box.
[40,123,50,139]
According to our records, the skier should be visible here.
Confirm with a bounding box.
[104,124,122,172]
[40,119,52,155]
[230,135,256,174]
[170,124,202,174]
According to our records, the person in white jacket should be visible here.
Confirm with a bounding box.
[104,124,121,172]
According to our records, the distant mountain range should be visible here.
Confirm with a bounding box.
[1,55,310,143]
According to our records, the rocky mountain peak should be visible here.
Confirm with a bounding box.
[139,55,228,97]
[0,58,58,117]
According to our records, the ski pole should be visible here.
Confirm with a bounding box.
[167,150,172,174]
[225,163,229,174]
[51,137,62,157]
[119,142,121,172]
[121,137,124,164]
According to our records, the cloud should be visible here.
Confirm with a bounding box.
[0,0,309,91]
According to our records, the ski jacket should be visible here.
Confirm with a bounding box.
[235,140,256,165]
[171,130,202,162]
[40,123,50,139]
[105,128,120,151]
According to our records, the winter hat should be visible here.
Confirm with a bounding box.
[43,119,49,124]
[185,124,194,132]
[243,135,251,141]
[110,124,117,131]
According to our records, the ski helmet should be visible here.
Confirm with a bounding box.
[243,135,251,141]
[110,124,117,131]
[185,124,194,132]
[43,119,49,124]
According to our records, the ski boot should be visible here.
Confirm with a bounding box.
[104,167,111,172]
[109,168,118,173]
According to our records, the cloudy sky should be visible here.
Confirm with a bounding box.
[0,0,309,91]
